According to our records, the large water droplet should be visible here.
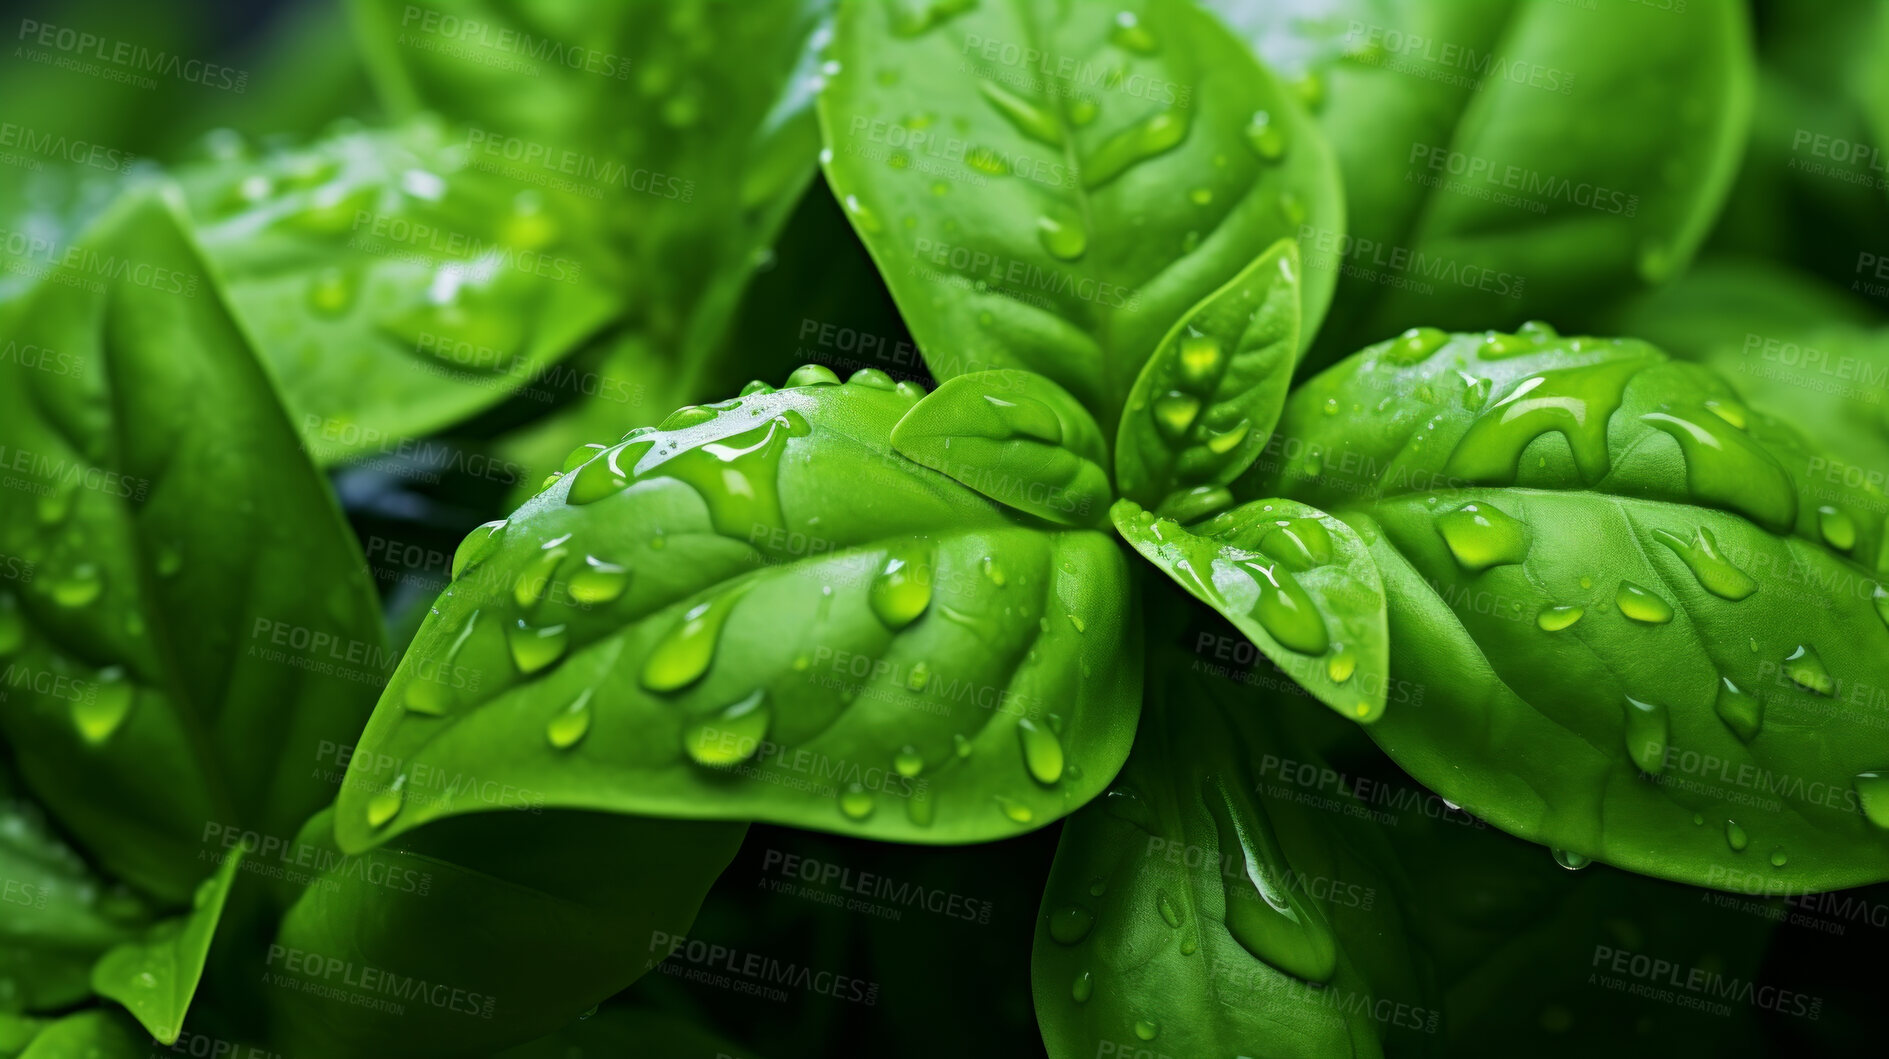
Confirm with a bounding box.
[452,520,507,579]
[1244,110,1286,161]
[546,689,593,749]
[51,564,102,607]
[839,782,876,820]
[1036,213,1087,261]
[1854,771,1889,828]
[1537,604,1584,632]
[1622,696,1669,775]
[1782,644,1834,696]
[1083,111,1188,190]
[1156,889,1183,928]
[1552,848,1591,871]
[1017,717,1065,785]
[1109,10,1158,53]
[869,545,932,629]
[1049,905,1094,944]
[569,557,629,605]
[1615,582,1674,624]
[1714,676,1762,742]
[684,690,770,766]
[507,620,568,674]
[641,590,746,692]
[1204,777,1336,982]
[1071,969,1094,1003]
[513,545,569,610]
[978,80,1063,146]
[1654,527,1756,601]
[1435,502,1528,571]
[74,668,134,744]
[366,779,405,829]
[1724,819,1749,852]
[1235,560,1329,655]
[1819,506,1858,552]
[1385,327,1446,365]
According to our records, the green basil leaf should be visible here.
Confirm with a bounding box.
[890,369,1112,527]
[261,809,742,1057]
[1245,327,1889,890]
[90,845,243,1044]
[351,0,832,397]
[1213,0,1754,358]
[14,1010,144,1059]
[331,373,1142,853]
[174,121,623,467]
[0,1013,41,1056]
[0,798,151,1013]
[1111,497,1388,722]
[1115,237,1301,506]
[1032,651,1431,1058]
[1599,258,1889,477]
[818,0,1341,425]
[0,188,385,902]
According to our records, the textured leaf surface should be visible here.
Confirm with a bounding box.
[334,373,1141,852]
[891,370,1112,527]
[1112,497,1388,722]
[1116,238,1301,507]
[819,0,1341,425]
[0,189,384,901]
[1244,327,1889,890]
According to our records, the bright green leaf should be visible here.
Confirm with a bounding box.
[891,370,1112,526]
[90,844,244,1044]
[819,0,1341,425]
[1111,497,1388,722]
[1244,327,1889,890]
[0,188,385,902]
[14,1010,144,1059]
[0,799,150,1013]
[332,374,1141,852]
[1115,237,1301,506]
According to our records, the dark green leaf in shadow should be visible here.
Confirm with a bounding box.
[1212,0,1755,360]
[90,843,244,1044]
[891,370,1112,527]
[1032,651,1432,1058]
[262,809,743,1058]
[0,188,384,902]
[0,798,151,1013]
[1116,237,1301,507]
[1112,497,1388,722]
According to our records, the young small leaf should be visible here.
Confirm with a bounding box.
[0,798,150,1013]
[891,370,1112,527]
[1115,237,1301,506]
[90,846,244,1045]
[1111,497,1388,722]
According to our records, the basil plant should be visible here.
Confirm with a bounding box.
[3,0,1884,1055]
